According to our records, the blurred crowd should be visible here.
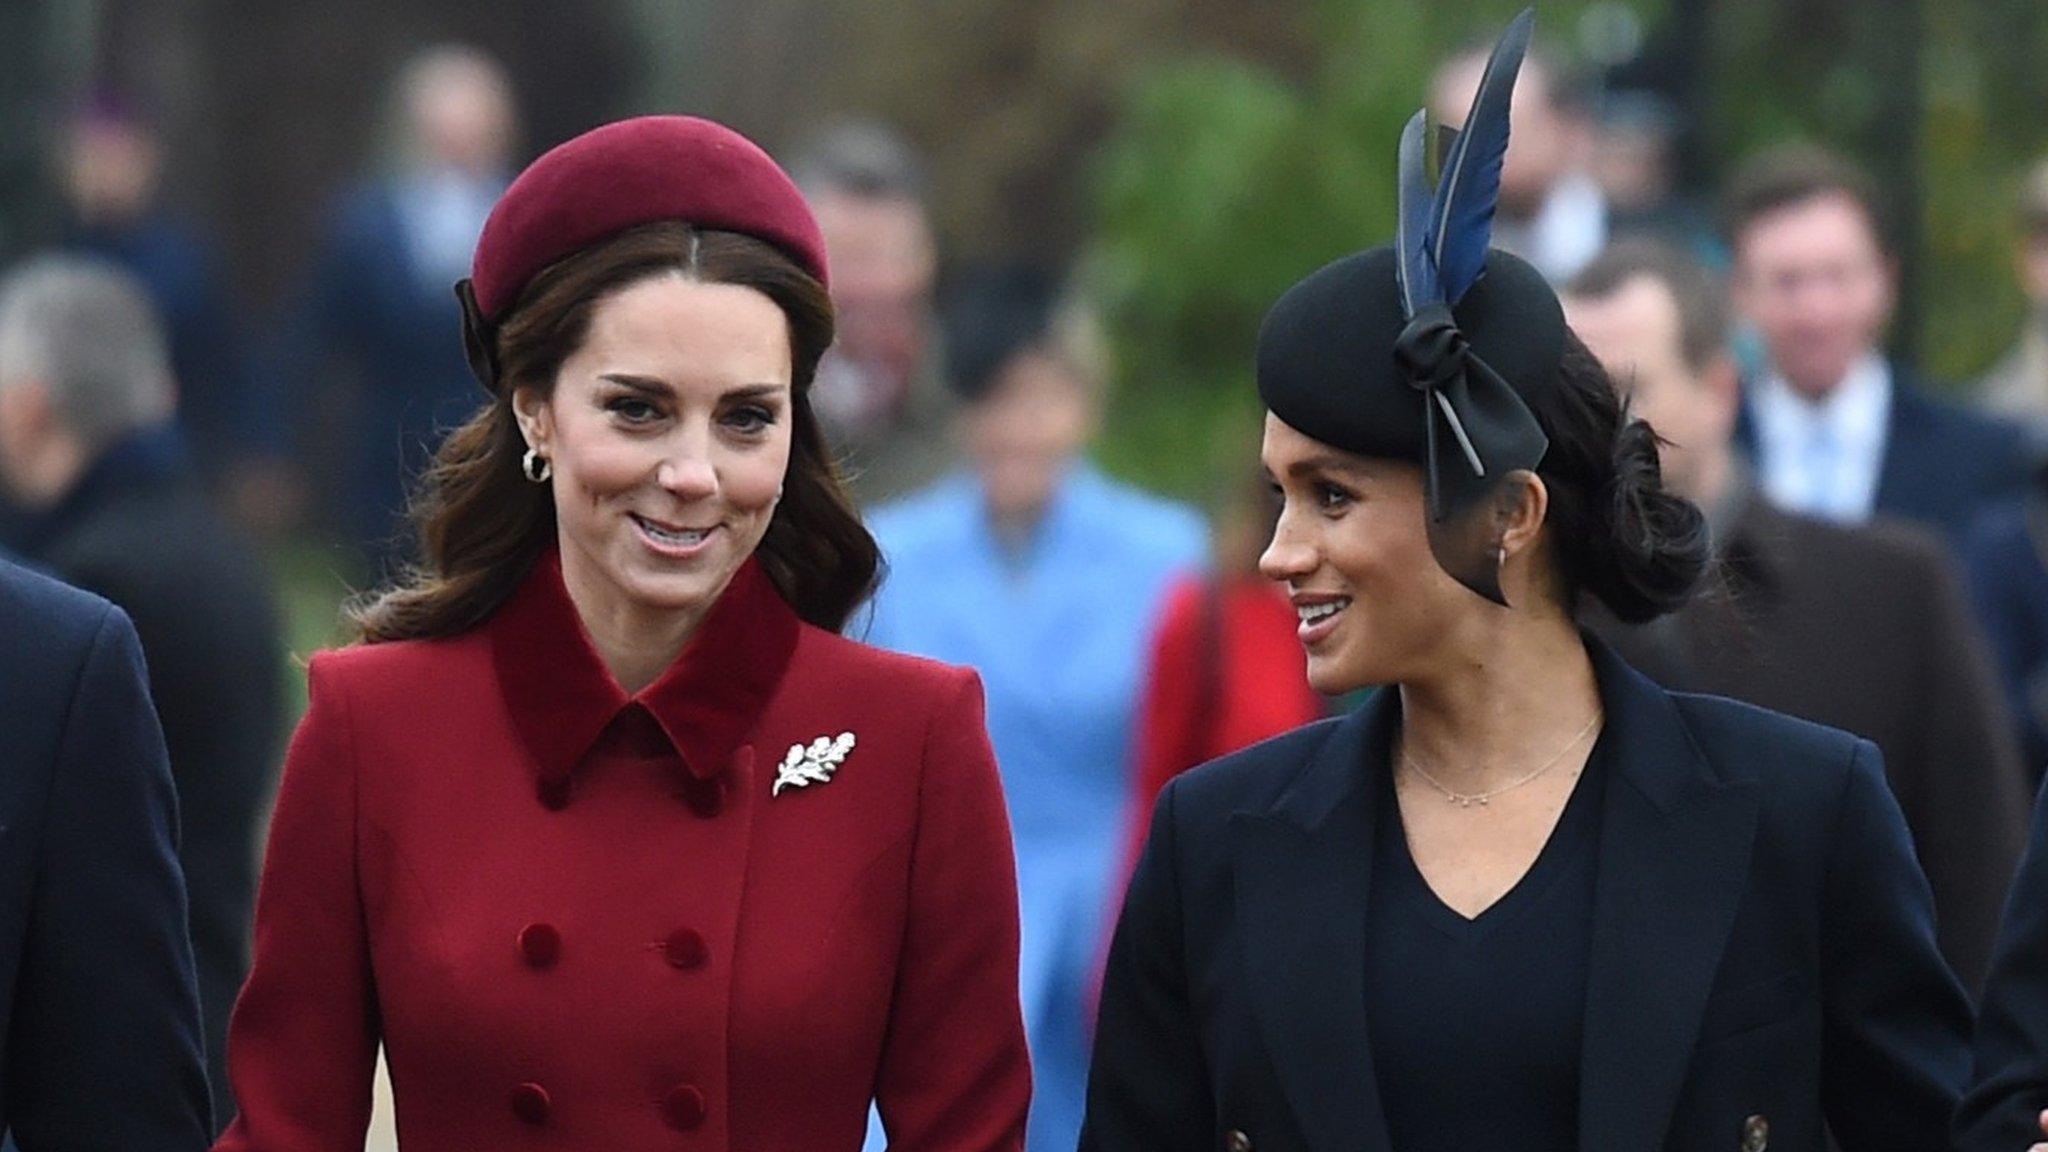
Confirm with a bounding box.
[7,35,2048,1151]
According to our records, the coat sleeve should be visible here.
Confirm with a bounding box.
[6,605,213,1150]
[1902,547,2028,994]
[211,654,378,1152]
[1079,779,1215,1151]
[1956,778,2048,1152]
[1817,738,1974,1152]
[871,671,1031,1151]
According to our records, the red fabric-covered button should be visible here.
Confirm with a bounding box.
[511,1082,551,1125]
[665,928,707,970]
[518,923,560,970]
[681,776,725,818]
[537,776,572,811]
[662,1083,707,1131]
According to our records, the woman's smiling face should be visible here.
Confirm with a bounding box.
[515,272,793,628]
[1258,412,1491,694]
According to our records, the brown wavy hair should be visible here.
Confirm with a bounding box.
[349,222,880,641]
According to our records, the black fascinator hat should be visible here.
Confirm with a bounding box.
[1256,9,1566,606]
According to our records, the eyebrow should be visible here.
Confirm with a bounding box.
[1282,452,1373,480]
[598,374,788,402]
[599,374,669,396]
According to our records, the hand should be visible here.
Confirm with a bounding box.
[2030,1107,2048,1151]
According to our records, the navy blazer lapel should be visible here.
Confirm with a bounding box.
[1231,694,1394,1152]
[1872,368,1926,514]
[1578,640,1761,1152]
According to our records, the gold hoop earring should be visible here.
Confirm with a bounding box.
[521,448,552,484]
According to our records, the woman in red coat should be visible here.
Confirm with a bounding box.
[1124,461,1326,870]
[214,116,1030,1151]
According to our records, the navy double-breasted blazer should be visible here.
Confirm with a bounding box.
[0,557,212,1148]
[1957,780,2048,1149]
[1082,640,1973,1152]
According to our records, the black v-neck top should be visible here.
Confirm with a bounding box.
[1363,724,1609,1152]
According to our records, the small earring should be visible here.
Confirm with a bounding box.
[521,448,552,483]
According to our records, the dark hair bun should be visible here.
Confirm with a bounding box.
[1536,332,1709,625]
[1581,416,1710,623]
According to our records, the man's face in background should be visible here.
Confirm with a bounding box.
[810,189,937,418]
[2019,228,2048,314]
[1731,192,1895,400]
[1431,54,1577,219]
[1565,274,1736,504]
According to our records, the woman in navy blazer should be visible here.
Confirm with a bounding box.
[1958,786,2048,1151]
[1080,16,1972,1151]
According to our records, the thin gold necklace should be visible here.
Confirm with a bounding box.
[1400,711,1603,808]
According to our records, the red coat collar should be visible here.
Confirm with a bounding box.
[489,548,800,797]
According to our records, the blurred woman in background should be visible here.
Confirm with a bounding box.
[862,267,1204,1152]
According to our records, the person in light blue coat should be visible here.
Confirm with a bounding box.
[862,268,1207,1151]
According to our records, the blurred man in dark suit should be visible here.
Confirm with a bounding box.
[1726,145,2031,544]
[0,555,212,1147]
[0,255,282,1128]
[56,96,260,486]
[788,120,956,505]
[287,45,515,571]
[1978,157,2048,433]
[1565,240,2028,991]
[1961,166,2048,779]
[1431,40,1607,282]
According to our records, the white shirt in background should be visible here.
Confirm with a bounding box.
[1750,352,1893,524]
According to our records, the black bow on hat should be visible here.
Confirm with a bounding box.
[1392,8,1551,604]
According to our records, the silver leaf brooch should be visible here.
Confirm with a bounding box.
[773,732,855,797]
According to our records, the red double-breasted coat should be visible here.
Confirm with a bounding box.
[213,551,1030,1151]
